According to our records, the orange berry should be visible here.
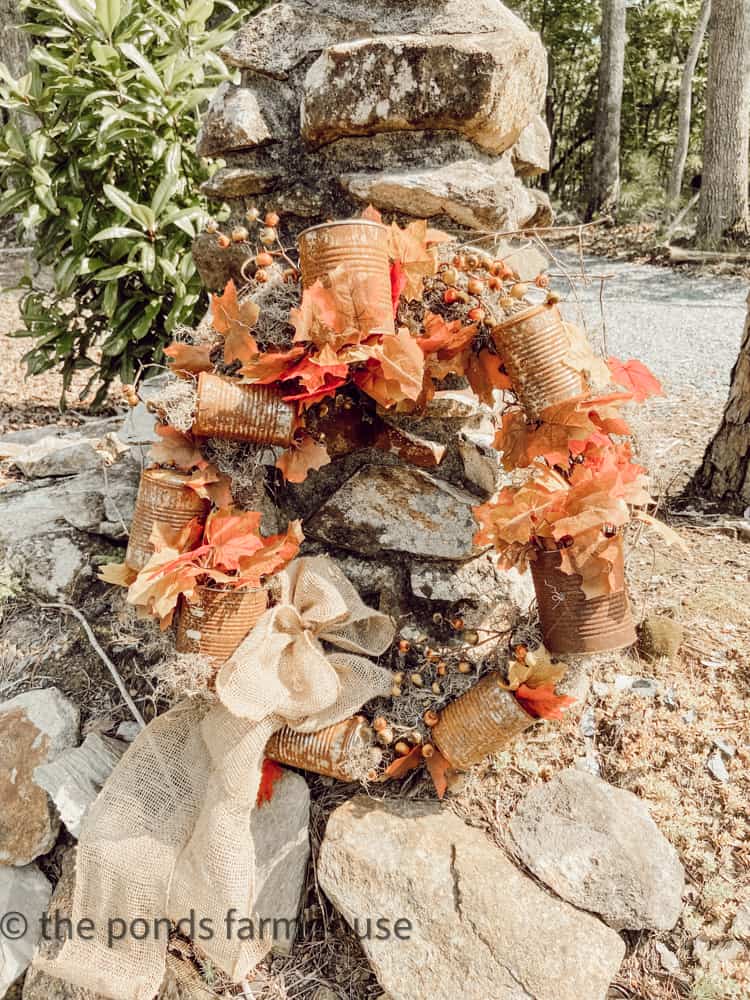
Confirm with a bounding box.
[443,288,460,305]
[510,282,528,299]
[468,307,486,323]
[255,251,273,267]
[398,639,410,654]
[467,278,484,295]
[264,211,280,227]
[216,234,231,249]
[535,273,550,289]
[255,268,269,283]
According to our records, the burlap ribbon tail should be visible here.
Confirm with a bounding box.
[38,556,394,1000]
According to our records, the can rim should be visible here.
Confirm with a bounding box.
[143,466,194,488]
[189,582,269,597]
[298,218,388,241]
[492,301,556,331]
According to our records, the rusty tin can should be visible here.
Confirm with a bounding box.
[125,468,210,573]
[297,219,395,335]
[432,671,535,770]
[192,373,296,446]
[530,537,637,654]
[266,715,381,781]
[175,585,268,662]
[491,303,587,420]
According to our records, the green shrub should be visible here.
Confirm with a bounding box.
[0,0,248,406]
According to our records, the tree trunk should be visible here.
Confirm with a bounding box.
[696,0,750,242]
[694,292,750,507]
[586,0,627,219]
[669,0,712,203]
[0,0,30,77]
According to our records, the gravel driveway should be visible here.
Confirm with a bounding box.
[554,252,748,400]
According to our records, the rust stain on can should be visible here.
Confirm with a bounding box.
[432,672,535,770]
[192,373,296,446]
[266,715,380,781]
[530,538,637,654]
[298,219,395,335]
[175,585,268,663]
[125,468,210,572]
[492,303,587,420]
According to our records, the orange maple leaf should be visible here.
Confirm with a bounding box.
[163,342,214,378]
[183,465,234,509]
[356,328,425,407]
[514,683,576,721]
[466,349,512,405]
[608,357,664,402]
[419,312,478,358]
[148,426,206,471]
[381,744,423,781]
[278,357,350,395]
[257,759,285,807]
[276,435,331,483]
[211,279,260,365]
[424,748,452,800]
[98,562,137,587]
[387,220,450,300]
[240,346,306,385]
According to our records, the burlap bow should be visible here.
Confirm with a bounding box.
[39,557,394,1000]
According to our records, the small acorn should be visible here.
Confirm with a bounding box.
[458,661,472,674]
[373,717,389,733]
[205,218,219,234]
[431,682,442,695]
[391,685,402,698]
[410,673,424,687]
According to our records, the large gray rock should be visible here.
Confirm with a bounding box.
[512,113,551,177]
[318,797,625,1000]
[410,553,534,610]
[0,864,52,995]
[9,435,103,479]
[0,688,80,866]
[0,452,139,544]
[342,155,542,230]
[33,734,127,839]
[220,0,541,77]
[196,78,296,158]
[510,769,685,932]
[13,534,90,601]
[306,465,480,560]
[302,32,546,153]
[252,769,311,954]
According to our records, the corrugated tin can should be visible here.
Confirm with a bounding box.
[530,537,637,653]
[266,715,381,781]
[125,468,210,572]
[175,585,268,662]
[192,373,296,446]
[491,303,587,420]
[297,219,395,335]
[432,671,535,770]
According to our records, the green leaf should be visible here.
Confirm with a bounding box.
[94,0,121,35]
[118,42,164,93]
[150,174,179,216]
[90,225,144,241]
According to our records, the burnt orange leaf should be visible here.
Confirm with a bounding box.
[278,356,350,394]
[163,342,214,378]
[257,759,285,807]
[234,519,304,587]
[361,204,383,224]
[419,313,478,358]
[276,435,331,483]
[514,683,576,721]
[184,465,234,508]
[98,562,137,587]
[466,349,513,405]
[211,279,259,365]
[381,745,423,781]
[387,220,449,300]
[148,426,206,471]
[240,346,305,385]
[424,748,451,800]
[608,357,664,402]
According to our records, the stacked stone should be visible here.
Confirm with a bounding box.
[193,0,552,292]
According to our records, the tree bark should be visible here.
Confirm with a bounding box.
[696,0,750,242]
[0,0,30,78]
[586,0,627,219]
[694,292,750,507]
[669,0,712,203]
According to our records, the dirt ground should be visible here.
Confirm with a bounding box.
[0,290,748,1000]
